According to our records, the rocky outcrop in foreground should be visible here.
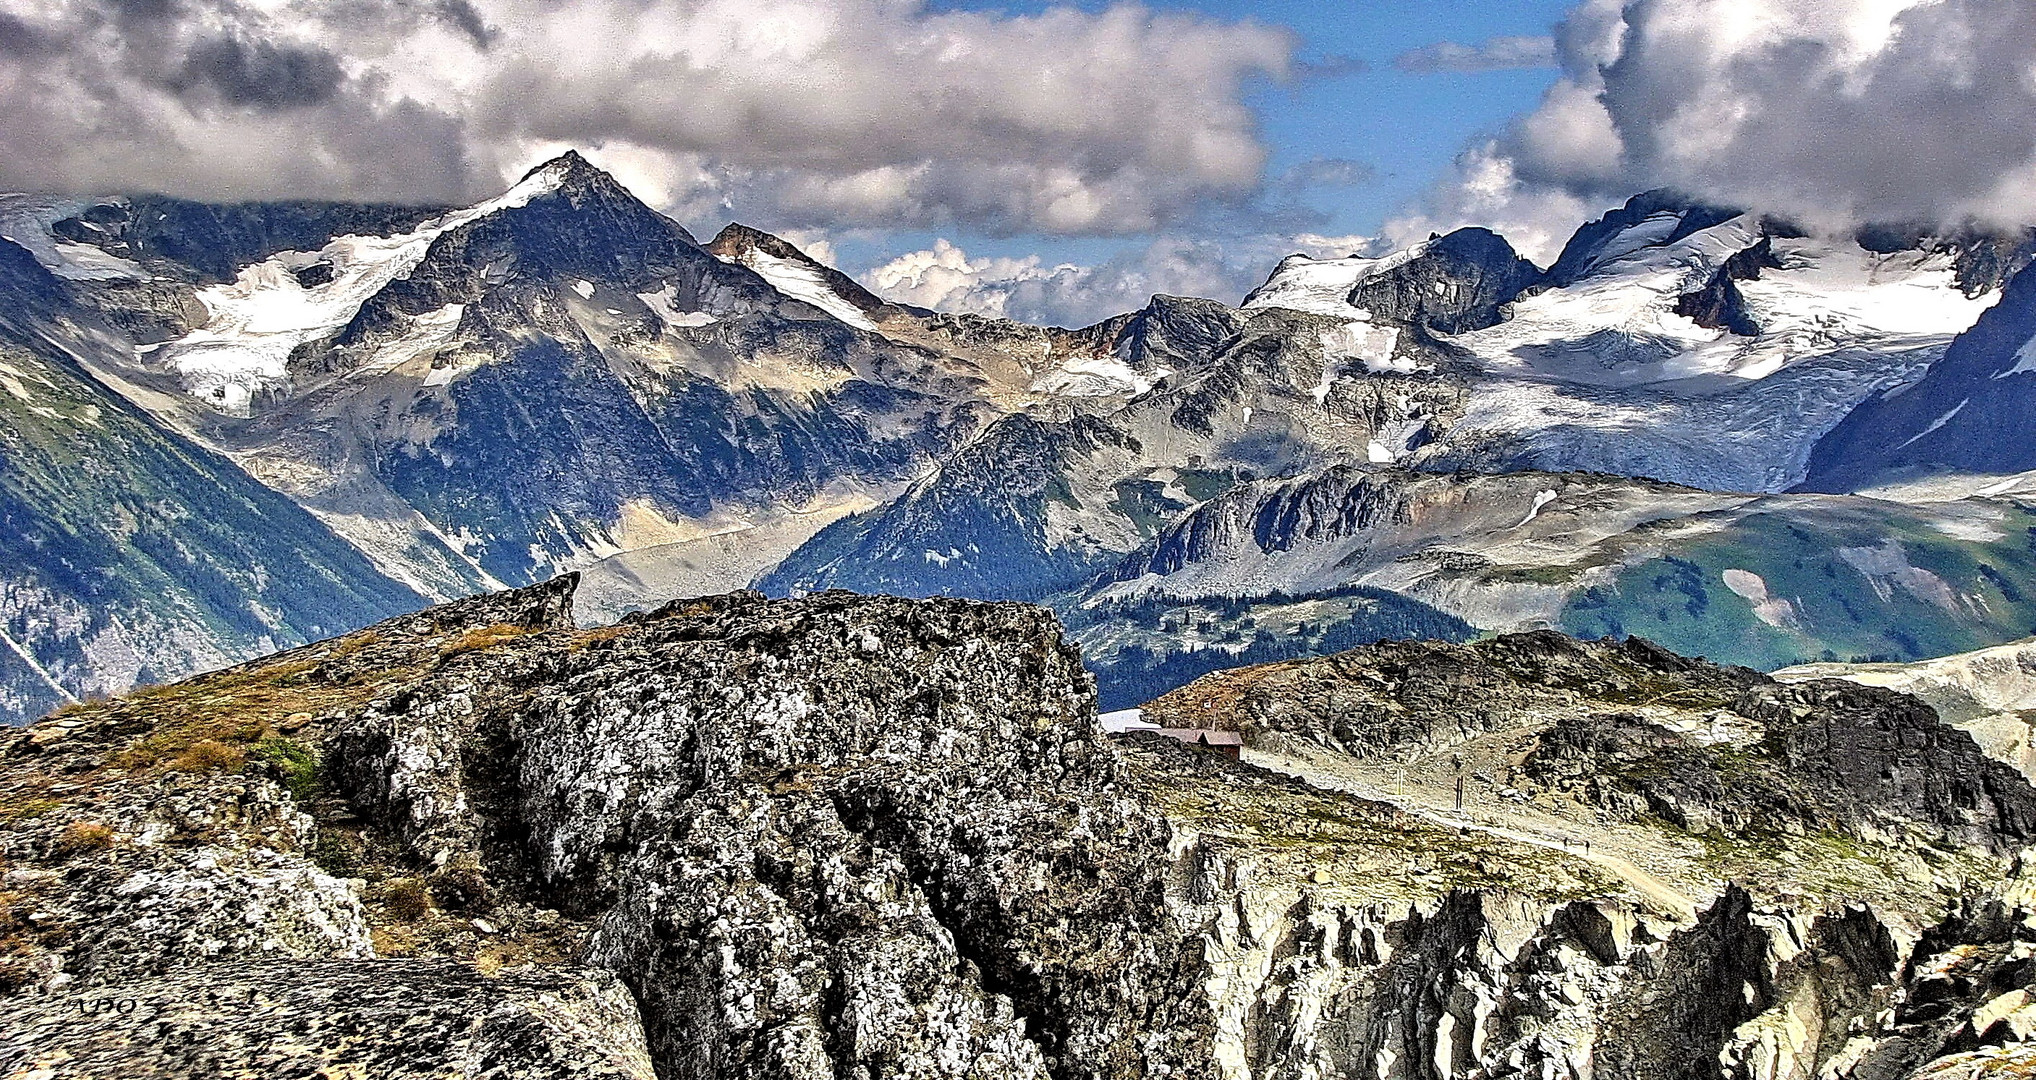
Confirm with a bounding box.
[7,579,2036,1079]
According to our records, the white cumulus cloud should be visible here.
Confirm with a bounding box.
[1398,0,2036,259]
[0,0,1294,236]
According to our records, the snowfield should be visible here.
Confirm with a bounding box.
[720,247,876,330]
[1445,216,1997,492]
[146,161,568,415]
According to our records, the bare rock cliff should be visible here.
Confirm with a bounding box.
[6,578,2036,1079]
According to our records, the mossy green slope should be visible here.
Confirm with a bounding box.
[1559,500,2036,670]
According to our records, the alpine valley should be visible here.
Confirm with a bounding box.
[6,154,2036,724]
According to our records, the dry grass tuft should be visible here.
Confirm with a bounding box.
[0,892,36,993]
[55,821,116,854]
[106,655,394,776]
[569,624,632,652]
[167,739,246,774]
[45,699,101,721]
[441,624,540,657]
[328,630,384,659]
[0,798,60,827]
[383,878,433,922]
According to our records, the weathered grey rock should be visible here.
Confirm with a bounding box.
[13,577,2036,1080]
[0,960,656,1079]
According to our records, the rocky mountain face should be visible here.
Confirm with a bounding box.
[763,295,1464,603]
[1142,628,2036,1079]
[1803,254,2036,492]
[68,152,1007,595]
[763,191,2036,664]
[8,159,2036,726]
[9,579,2036,1080]
[0,154,1164,721]
[1777,637,2036,780]
[1345,227,1543,336]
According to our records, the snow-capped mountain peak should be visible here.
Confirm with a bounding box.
[147,165,578,415]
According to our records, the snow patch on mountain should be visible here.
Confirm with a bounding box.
[1424,212,2003,492]
[636,285,719,329]
[0,196,150,281]
[1898,400,1970,449]
[1458,218,1994,391]
[1319,322,1407,373]
[1995,336,2036,380]
[1741,246,1997,348]
[1721,569,1802,631]
[1029,355,1166,398]
[375,305,465,377]
[148,162,565,414]
[721,248,876,330]
[1242,244,1428,317]
[0,358,53,403]
[1514,490,1557,529]
[1457,218,1752,387]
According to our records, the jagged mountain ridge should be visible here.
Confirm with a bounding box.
[760,192,2036,698]
[8,161,2036,722]
[63,153,997,590]
[9,579,2036,1079]
[0,153,1189,720]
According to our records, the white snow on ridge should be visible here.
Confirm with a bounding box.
[1743,246,1994,339]
[1426,209,2006,493]
[376,305,465,383]
[1455,217,1758,388]
[725,249,876,331]
[1454,218,1995,392]
[1563,211,1691,282]
[0,196,151,281]
[150,163,568,415]
[1243,243,1428,318]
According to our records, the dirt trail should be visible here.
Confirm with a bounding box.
[1250,748,1699,920]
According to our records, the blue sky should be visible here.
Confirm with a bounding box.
[817,0,1580,316]
[934,0,1573,246]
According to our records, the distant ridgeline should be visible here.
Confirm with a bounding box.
[3,157,2036,721]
